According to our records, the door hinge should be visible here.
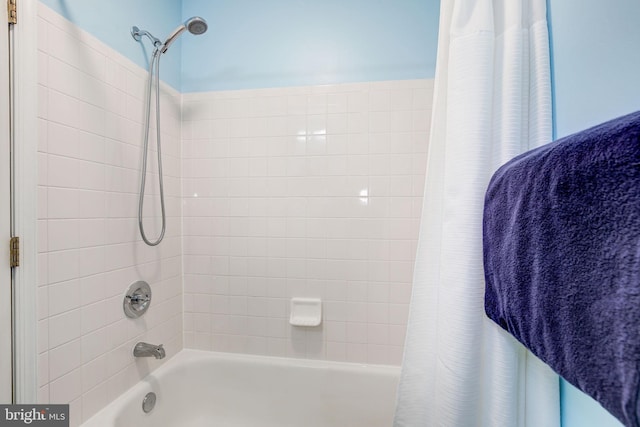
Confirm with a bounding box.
[7,0,16,25]
[9,237,19,268]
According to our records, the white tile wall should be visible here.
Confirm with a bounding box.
[182,79,432,365]
[37,5,182,425]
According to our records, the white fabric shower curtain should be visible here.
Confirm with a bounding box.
[393,1,560,426]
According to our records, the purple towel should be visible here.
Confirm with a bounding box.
[484,111,640,427]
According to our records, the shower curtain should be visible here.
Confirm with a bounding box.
[393,0,560,426]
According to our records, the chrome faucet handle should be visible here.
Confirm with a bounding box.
[126,294,150,304]
[123,281,152,318]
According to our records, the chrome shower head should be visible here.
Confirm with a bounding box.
[161,16,208,53]
[185,16,208,35]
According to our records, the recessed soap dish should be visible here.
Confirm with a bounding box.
[289,298,322,327]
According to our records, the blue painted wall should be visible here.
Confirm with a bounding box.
[548,0,640,425]
[39,0,183,90]
[549,0,640,138]
[181,0,440,92]
[39,0,440,92]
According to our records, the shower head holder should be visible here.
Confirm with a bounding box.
[130,26,162,48]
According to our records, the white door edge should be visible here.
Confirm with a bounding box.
[11,0,38,404]
[0,0,13,404]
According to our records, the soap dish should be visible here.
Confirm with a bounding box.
[289,298,322,327]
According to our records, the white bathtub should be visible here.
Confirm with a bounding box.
[81,350,400,427]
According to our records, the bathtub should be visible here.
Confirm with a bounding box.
[81,349,400,427]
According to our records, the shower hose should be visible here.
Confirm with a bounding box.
[138,47,166,246]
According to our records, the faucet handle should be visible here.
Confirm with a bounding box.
[124,281,152,318]
[126,294,150,304]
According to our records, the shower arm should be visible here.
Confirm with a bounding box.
[131,26,162,48]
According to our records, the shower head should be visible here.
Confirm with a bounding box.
[185,16,208,35]
[160,16,208,53]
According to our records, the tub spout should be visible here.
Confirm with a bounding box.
[133,342,166,359]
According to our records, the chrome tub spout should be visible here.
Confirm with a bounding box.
[133,342,166,359]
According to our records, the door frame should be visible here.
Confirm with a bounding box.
[1,0,13,404]
[10,0,38,404]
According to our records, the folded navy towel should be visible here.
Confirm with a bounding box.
[484,110,640,426]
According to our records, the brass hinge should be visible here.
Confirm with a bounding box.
[9,237,19,268]
[7,0,16,25]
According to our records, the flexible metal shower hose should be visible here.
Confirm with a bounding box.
[138,48,166,246]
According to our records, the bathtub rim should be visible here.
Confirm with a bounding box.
[80,348,400,426]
